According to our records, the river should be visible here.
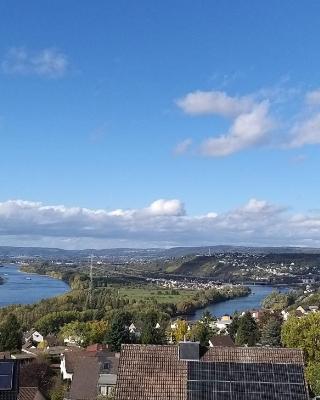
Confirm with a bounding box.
[0,264,70,307]
[188,284,290,320]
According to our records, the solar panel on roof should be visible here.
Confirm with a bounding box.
[0,361,14,391]
[0,375,13,391]
[0,363,13,375]
[187,361,308,400]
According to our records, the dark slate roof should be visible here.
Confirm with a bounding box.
[115,344,308,400]
[209,335,235,347]
[0,360,19,400]
[69,357,100,400]
[68,350,119,400]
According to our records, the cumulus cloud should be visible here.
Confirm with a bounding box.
[146,199,185,216]
[0,198,320,248]
[200,102,273,156]
[175,85,320,156]
[289,112,320,147]
[176,90,254,117]
[1,47,68,78]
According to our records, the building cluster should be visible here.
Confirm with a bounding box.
[147,277,234,290]
[0,341,310,400]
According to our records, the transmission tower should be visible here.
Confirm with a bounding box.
[89,254,93,307]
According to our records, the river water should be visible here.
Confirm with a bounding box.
[0,265,289,316]
[188,285,290,320]
[0,264,69,307]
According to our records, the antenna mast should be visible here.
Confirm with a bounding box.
[89,254,93,307]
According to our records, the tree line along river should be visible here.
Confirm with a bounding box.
[0,264,289,315]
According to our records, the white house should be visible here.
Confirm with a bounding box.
[23,329,44,344]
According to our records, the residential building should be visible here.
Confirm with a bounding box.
[61,345,119,400]
[115,343,309,400]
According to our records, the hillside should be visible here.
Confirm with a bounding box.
[164,253,320,283]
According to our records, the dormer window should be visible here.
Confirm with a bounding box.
[103,362,110,370]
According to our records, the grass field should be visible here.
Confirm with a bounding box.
[117,287,198,304]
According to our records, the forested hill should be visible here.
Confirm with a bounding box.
[164,253,320,283]
[1,245,320,260]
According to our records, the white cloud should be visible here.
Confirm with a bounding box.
[176,90,254,117]
[290,112,320,147]
[147,199,185,216]
[200,102,273,156]
[174,138,193,155]
[305,89,320,106]
[1,47,68,78]
[0,198,320,248]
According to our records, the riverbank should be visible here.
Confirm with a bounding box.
[187,284,291,320]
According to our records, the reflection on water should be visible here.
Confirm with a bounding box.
[0,264,69,307]
[188,285,290,320]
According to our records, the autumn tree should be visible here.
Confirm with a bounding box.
[171,319,189,343]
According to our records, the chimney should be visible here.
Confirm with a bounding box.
[178,341,200,361]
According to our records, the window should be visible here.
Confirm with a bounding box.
[100,386,115,396]
[103,362,110,370]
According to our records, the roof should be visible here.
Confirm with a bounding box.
[18,388,46,400]
[115,344,307,400]
[209,335,235,347]
[0,360,19,400]
[69,357,100,400]
[116,345,187,400]
[68,350,119,399]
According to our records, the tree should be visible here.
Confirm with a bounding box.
[171,319,189,343]
[37,340,49,351]
[262,291,290,311]
[235,312,259,346]
[60,320,109,347]
[105,311,133,351]
[140,311,167,345]
[281,313,320,362]
[228,314,240,341]
[188,321,216,346]
[306,361,320,397]
[0,314,22,351]
[260,317,282,347]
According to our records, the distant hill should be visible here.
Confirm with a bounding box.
[0,245,320,261]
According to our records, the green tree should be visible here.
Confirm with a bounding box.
[228,314,240,341]
[235,312,259,346]
[306,361,320,397]
[60,320,108,347]
[140,311,167,345]
[0,314,22,351]
[105,311,133,351]
[281,313,320,362]
[262,291,290,311]
[188,321,216,346]
[260,317,282,347]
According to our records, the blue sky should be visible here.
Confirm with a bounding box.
[1,1,320,248]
